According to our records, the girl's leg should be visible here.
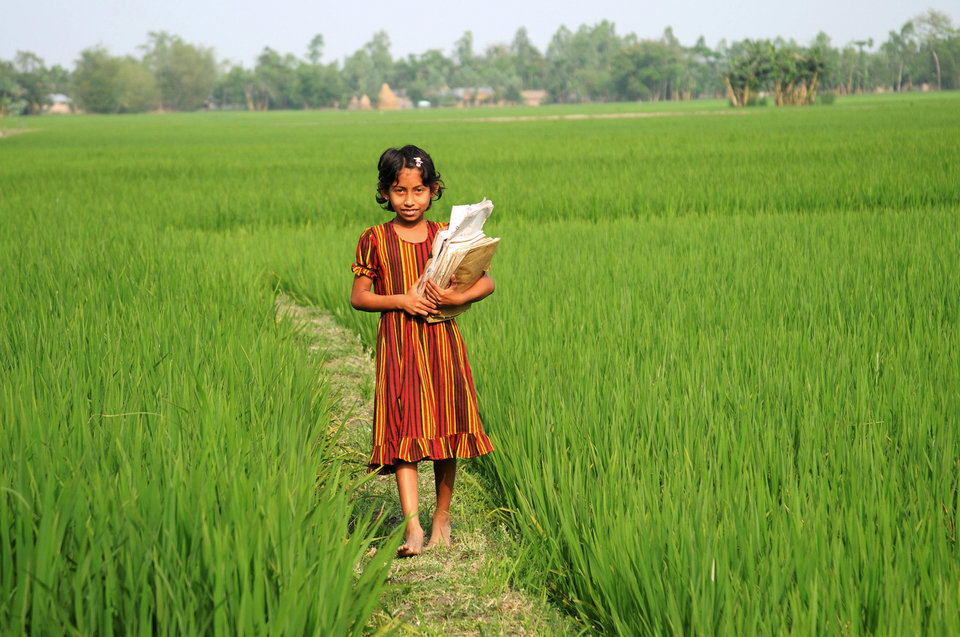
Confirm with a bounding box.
[426,458,456,548]
[395,461,424,556]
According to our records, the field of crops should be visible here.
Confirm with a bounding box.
[2,93,958,634]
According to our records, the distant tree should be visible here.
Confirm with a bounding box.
[214,64,283,111]
[72,46,123,113]
[393,49,453,105]
[451,31,481,101]
[688,36,723,97]
[342,48,373,99]
[502,76,523,103]
[343,30,394,101]
[545,25,575,102]
[307,34,324,66]
[810,31,841,91]
[141,32,217,110]
[72,47,156,113]
[850,38,874,92]
[613,41,661,100]
[943,30,960,90]
[0,59,27,117]
[613,40,682,101]
[213,65,252,109]
[13,51,50,114]
[298,60,344,108]
[365,30,393,79]
[768,42,824,105]
[390,55,418,102]
[571,21,621,101]
[13,51,59,115]
[298,33,343,108]
[914,9,957,90]
[510,27,545,89]
[46,64,71,95]
[834,45,856,94]
[48,13,960,116]
[115,57,160,112]
[454,30,475,69]
[254,48,299,109]
[542,21,625,102]
[723,40,773,106]
[419,48,455,89]
[658,26,689,100]
[881,22,917,92]
[477,43,515,102]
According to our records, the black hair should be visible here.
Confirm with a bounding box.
[376,145,445,211]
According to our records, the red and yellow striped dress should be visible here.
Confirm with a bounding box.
[352,220,494,473]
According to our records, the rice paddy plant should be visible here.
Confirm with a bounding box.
[466,211,959,633]
[2,91,958,633]
[0,164,399,633]
[278,95,960,633]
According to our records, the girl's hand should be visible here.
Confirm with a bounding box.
[423,276,466,308]
[399,283,438,316]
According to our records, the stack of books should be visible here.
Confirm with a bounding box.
[419,199,500,322]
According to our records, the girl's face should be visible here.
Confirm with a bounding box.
[384,167,436,224]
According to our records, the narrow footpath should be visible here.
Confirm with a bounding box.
[275,296,577,636]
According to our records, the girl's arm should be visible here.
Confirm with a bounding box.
[422,273,495,308]
[351,275,439,316]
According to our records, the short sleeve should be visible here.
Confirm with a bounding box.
[351,228,379,279]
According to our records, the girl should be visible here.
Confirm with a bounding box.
[350,145,495,557]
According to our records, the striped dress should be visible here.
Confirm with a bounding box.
[352,220,494,473]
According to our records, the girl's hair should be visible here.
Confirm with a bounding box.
[376,145,445,211]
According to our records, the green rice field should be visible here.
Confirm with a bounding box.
[2,93,959,634]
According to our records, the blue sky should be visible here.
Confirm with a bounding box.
[2,0,956,68]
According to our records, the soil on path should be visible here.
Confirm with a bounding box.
[275,295,577,636]
[0,127,38,139]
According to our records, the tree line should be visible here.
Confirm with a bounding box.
[1,9,957,116]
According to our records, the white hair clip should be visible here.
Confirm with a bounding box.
[414,157,423,168]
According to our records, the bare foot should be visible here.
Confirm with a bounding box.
[397,525,424,558]
[426,510,452,549]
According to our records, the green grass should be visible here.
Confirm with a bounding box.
[2,91,959,634]
[473,211,959,633]
[0,149,399,633]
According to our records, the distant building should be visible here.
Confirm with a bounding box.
[450,87,495,106]
[521,90,548,106]
[44,93,73,115]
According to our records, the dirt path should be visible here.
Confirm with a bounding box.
[275,296,576,636]
[448,108,753,124]
[270,107,754,129]
[0,127,39,139]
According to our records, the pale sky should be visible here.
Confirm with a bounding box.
[3,0,957,69]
